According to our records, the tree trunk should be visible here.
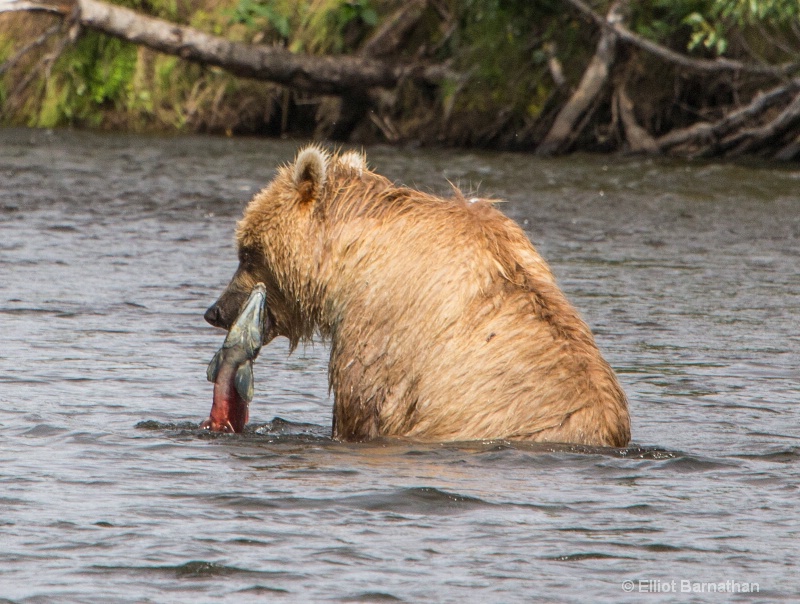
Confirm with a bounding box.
[615,83,658,154]
[536,1,624,155]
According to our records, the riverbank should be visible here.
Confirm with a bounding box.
[2,1,799,157]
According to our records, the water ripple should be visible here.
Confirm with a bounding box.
[2,129,799,602]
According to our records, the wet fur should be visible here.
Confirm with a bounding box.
[209,146,630,446]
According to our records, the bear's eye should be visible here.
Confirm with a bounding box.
[238,246,256,267]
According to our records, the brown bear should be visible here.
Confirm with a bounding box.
[204,146,630,446]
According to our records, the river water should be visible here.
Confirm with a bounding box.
[1,128,798,603]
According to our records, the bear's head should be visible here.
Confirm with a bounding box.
[204,145,369,347]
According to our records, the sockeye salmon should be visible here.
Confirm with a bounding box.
[201,283,267,433]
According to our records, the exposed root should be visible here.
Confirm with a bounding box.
[537,1,624,155]
[721,91,800,157]
[656,79,800,156]
[615,82,658,154]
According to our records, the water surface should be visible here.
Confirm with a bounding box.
[1,129,798,602]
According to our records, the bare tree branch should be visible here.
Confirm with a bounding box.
[656,79,800,153]
[360,0,427,59]
[721,91,800,156]
[563,0,800,77]
[1,14,78,119]
[0,20,61,75]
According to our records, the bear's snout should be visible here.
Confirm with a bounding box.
[204,303,227,329]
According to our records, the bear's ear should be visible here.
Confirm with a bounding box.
[338,149,367,176]
[293,146,329,203]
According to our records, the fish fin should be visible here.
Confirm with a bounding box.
[235,361,254,402]
[206,350,223,383]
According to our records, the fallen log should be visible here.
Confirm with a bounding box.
[656,79,800,155]
[721,91,800,157]
[0,0,448,95]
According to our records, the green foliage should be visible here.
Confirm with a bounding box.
[228,0,291,38]
[38,32,138,127]
[0,37,10,62]
[448,0,564,114]
[684,10,730,54]
[630,0,711,43]
[151,54,190,129]
[707,0,800,24]
[0,36,15,108]
[293,0,379,53]
[685,0,800,54]
[629,0,800,56]
[337,0,377,28]
[226,0,378,52]
[115,0,179,21]
[4,0,798,144]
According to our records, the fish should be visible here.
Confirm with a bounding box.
[201,283,267,433]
